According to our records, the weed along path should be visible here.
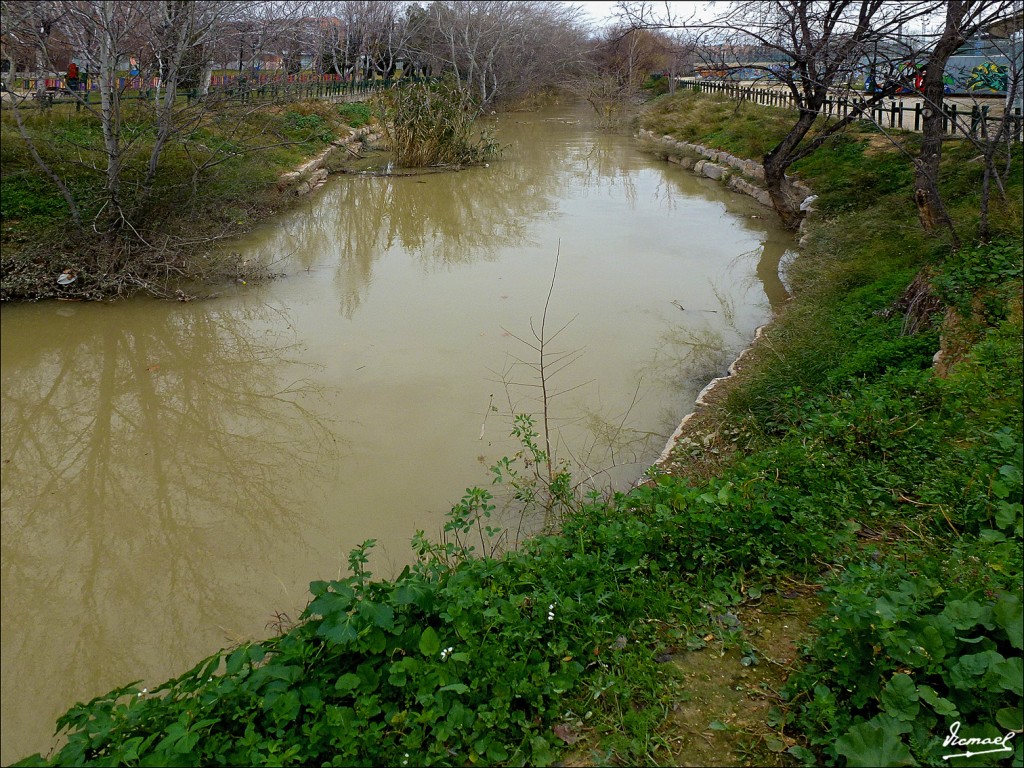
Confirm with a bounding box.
[0,103,795,764]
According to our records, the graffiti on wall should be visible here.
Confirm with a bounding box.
[966,62,1009,93]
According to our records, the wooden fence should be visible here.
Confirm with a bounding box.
[2,74,411,110]
[679,79,1024,142]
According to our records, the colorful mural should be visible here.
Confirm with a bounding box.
[860,57,1013,97]
[966,62,1009,93]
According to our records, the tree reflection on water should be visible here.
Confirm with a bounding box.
[0,300,338,763]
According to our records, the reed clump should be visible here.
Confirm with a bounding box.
[376,76,499,167]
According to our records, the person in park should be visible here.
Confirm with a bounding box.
[66,61,78,92]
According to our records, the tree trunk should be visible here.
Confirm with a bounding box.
[762,109,818,230]
[98,0,123,226]
[144,2,192,190]
[198,60,214,96]
[914,1,968,248]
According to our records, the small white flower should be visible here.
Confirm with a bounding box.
[440,646,454,661]
[547,603,556,621]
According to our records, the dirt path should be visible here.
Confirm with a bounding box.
[654,591,821,767]
[559,590,821,767]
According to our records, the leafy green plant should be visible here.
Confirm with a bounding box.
[932,239,1023,326]
[337,102,372,128]
[284,111,334,142]
[786,564,1023,767]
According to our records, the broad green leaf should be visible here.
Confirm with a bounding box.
[309,580,330,596]
[992,656,1023,695]
[334,673,361,693]
[317,613,358,646]
[916,624,948,662]
[225,648,246,676]
[486,742,509,761]
[880,674,920,722]
[959,650,1004,677]
[394,582,433,608]
[996,706,1024,731]
[787,745,817,765]
[359,601,395,630]
[874,596,901,624]
[979,528,1007,543]
[419,626,441,657]
[993,593,1024,650]
[943,599,985,630]
[917,685,958,718]
[994,501,1021,530]
[530,735,554,765]
[305,589,354,620]
[835,720,915,767]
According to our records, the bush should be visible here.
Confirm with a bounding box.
[337,102,372,128]
[375,75,499,167]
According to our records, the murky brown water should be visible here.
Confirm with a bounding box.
[0,103,792,763]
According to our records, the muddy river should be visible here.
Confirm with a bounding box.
[0,103,792,763]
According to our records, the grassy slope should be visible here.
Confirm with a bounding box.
[0,100,372,300]
[12,91,1024,767]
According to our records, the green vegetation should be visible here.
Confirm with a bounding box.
[1,99,363,300]
[336,102,373,128]
[13,91,1023,767]
[375,75,500,168]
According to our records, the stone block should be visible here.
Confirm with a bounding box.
[701,162,726,180]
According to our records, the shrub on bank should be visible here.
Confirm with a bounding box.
[0,100,362,301]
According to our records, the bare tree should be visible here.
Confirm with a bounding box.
[407,1,590,107]
[970,12,1024,242]
[31,1,242,233]
[0,0,74,87]
[0,1,52,88]
[2,0,358,293]
[567,25,681,125]
[619,0,941,229]
[912,0,1017,246]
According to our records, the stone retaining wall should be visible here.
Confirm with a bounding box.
[635,128,814,215]
[278,125,382,196]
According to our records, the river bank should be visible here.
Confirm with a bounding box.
[629,90,1023,766]
[0,100,376,301]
